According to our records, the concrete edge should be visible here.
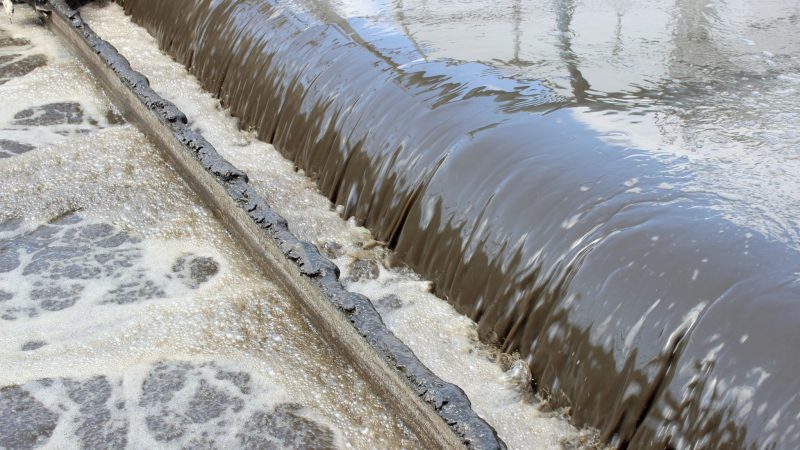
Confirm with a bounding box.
[38,1,507,448]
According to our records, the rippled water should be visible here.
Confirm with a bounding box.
[319,0,800,244]
[108,0,800,447]
[80,3,591,448]
[0,8,419,448]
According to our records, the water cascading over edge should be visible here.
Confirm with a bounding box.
[112,0,800,447]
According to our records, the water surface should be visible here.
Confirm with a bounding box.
[102,0,800,447]
[0,9,419,448]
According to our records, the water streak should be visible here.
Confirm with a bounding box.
[102,0,800,447]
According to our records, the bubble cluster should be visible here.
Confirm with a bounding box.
[1,8,419,448]
[0,359,339,450]
[0,213,221,321]
[78,3,592,448]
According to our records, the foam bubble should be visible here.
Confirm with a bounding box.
[1,9,419,448]
[1,358,341,449]
[78,3,595,447]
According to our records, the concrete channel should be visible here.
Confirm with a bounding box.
[0,0,579,448]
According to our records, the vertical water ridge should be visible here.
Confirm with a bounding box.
[113,0,800,447]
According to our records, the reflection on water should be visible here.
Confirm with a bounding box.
[80,4,589,447]
[326,0,800,244]
[110,0,800,447]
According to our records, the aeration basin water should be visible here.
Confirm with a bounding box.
[0,6,423,448]
[3,0,800,448]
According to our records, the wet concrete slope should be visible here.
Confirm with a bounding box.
[113,0,800,447]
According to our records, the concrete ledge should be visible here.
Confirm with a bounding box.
[39,1,506,448]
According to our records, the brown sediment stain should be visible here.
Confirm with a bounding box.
[109,0,800,447]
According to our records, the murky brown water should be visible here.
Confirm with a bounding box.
[0,7,420,449]
[89,0,800,448]
[79,3,591,448]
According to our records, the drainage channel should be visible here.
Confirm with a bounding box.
[0,2,493,448]
[72,3,602,450]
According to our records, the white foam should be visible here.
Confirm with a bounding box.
[1,9,420,448]
[0,9,120,148]
[78,3,593,448]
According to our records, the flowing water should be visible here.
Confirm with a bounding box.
[0,7,425,448]
[326,0,800,244]
[79,3,590,448]
[108,0,800,448]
